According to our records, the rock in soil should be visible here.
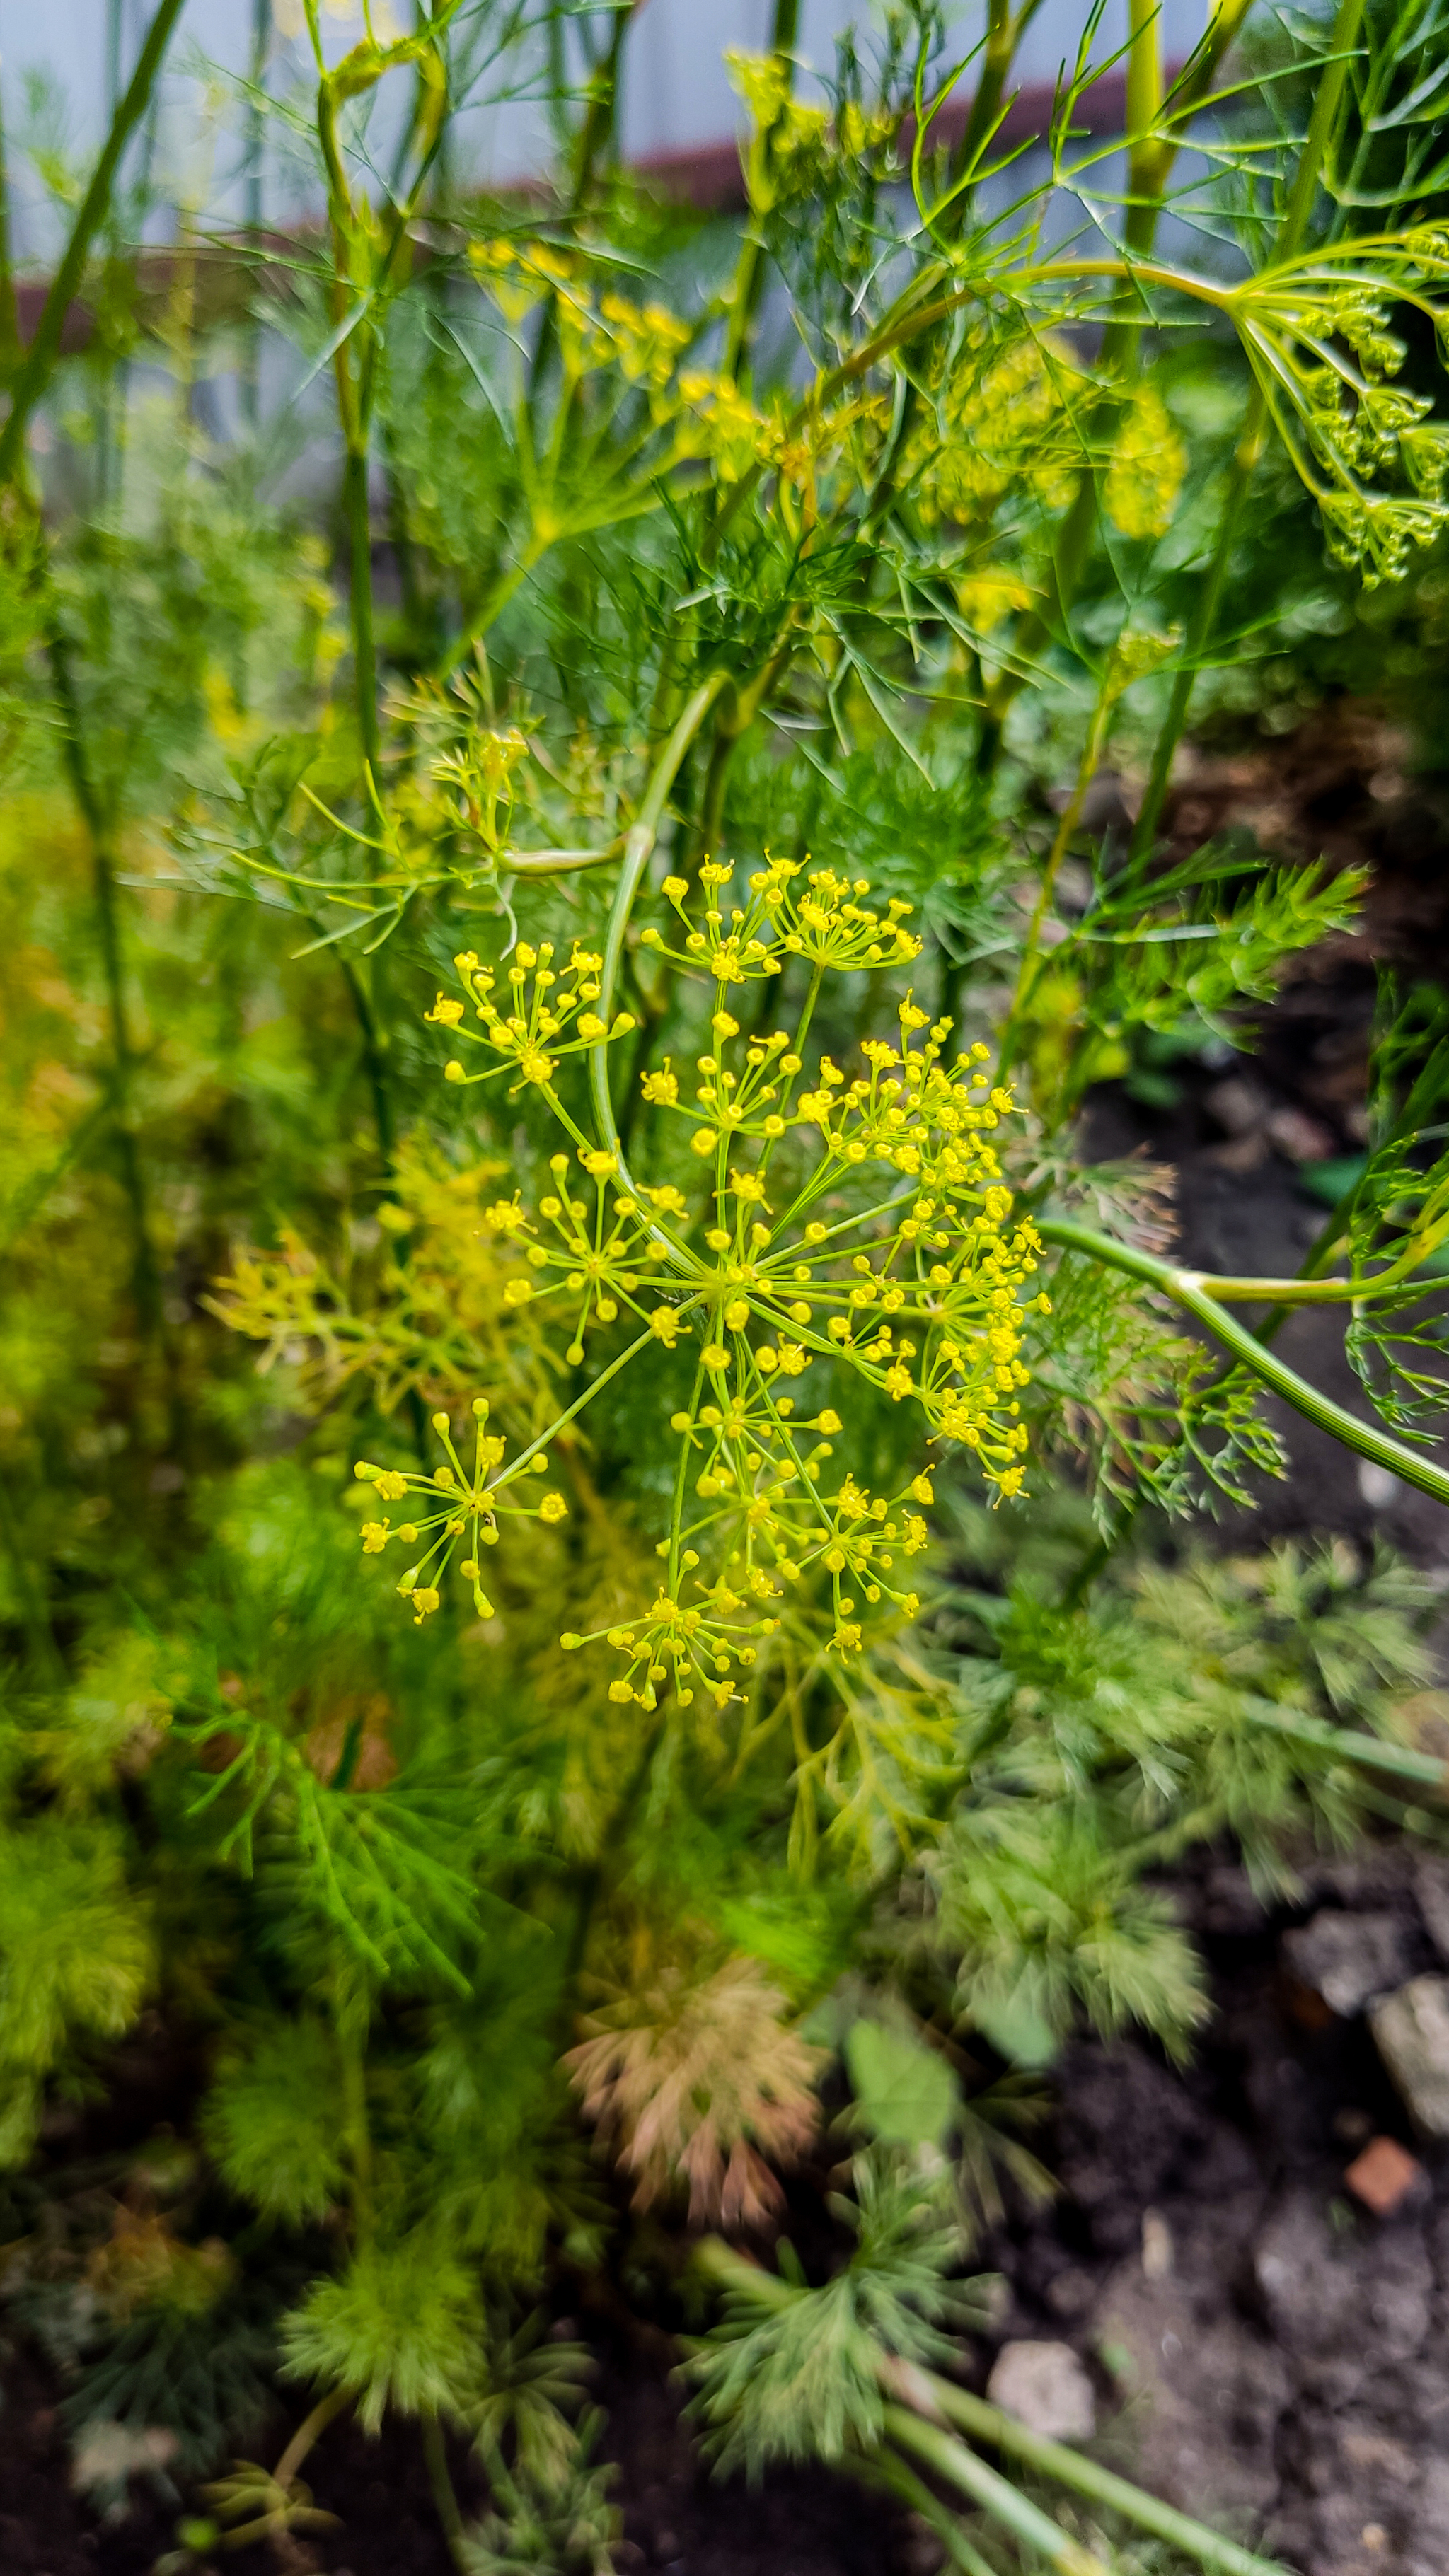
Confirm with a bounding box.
[1282,1910,1416,2018]
[1369,1977,1449,2138]
[1412,1857,1449,1965]
[985,2340,1097,2442]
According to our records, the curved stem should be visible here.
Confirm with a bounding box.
[272,2382,353,2492]
[1037,1216,1449,1509]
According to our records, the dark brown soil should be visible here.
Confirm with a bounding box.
[981,1845,1449,2576]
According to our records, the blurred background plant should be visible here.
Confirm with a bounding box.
[0,4,1448,2572]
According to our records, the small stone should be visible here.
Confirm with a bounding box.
[1282,1909,1414,2017]
[986,2340,1096,2443]
[1344,2135,1425,2217]
[1264,1103,1334,1164]
[1141,2210,1174,2280]
[1204,1074,1269,1137]
[1415,1857,1449,1963]
[1370,1976,1449,2139]
[1044,2265,1097,2321]
[1332,2106,1374,2147]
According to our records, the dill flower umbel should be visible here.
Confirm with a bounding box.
[361,859,1046,1706]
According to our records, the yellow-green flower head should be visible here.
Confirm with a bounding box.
[386,857,1040,1705]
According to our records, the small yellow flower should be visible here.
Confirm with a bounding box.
[361,1521,390,1553]
[538,1493,568,1524]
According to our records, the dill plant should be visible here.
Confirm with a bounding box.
[0,4,1448,2572]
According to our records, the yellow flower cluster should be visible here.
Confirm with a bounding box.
[909,330,1085,525]
[640,852,920,987]
[468,240,690,405]
[363,859,1046,1707]
[354,1400,568,1623]
[1104,383,1189,542]
[428,939,636,1096]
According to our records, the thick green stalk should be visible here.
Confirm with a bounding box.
[1131,0,1368,852]
[695,2243,1289,2576]
[0,0,187,489]
[569,0,636,209]
[1037,1215,1449,1509]
[46,632,162,1340]
[342,443,381,770]
[898,2369,1291,2576]
[882,2405,1109,2576]
[720,0,801,385]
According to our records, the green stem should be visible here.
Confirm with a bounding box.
[1253,1030,1449,1347]
[568,1,636,210]
[0,1468,63,1681]
[421,2409,471,2571]
[695,2244,1290,2576]
[902,2373,1291,2576]
[343,442,381,771]
[942,0,1045,221]
[337,952,396,1172]
[1037,1215,1449,1510]
[1239,1697,1449,1794]
[1131,0,1368,851]
[0,70,21,378]
[337,2017,374,2239]
[1000,683,1119,1071]
[589,673,729,1183]
[861,2452,998,2576]
[881,2406,1109,2576]
[720,0,801,386]
[272,2382,353,2491]
[45,632,162,1339]
[241,0,270,429]
[0,0,186,489]
[974,0,1256,766]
